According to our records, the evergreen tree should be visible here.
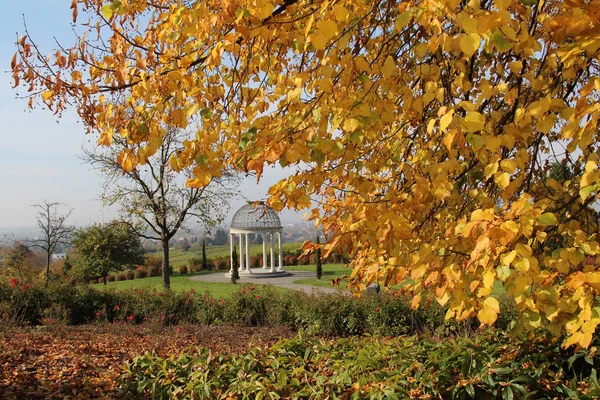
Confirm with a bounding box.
[231,246,240,284]
[201,238,208,271]
[316,235,323,280]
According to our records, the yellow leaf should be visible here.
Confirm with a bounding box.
[42,91,54,101]
[460,111,485,132]
[494,172,510,189]
[382,56,396,78]
[500,159,517,174]
[343,118,360,132]
[459,33,481,57]
[477,297,499,325]
[334,5,349,21]
[440,110,454,132]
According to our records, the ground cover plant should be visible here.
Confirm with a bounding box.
[120,332,600,399]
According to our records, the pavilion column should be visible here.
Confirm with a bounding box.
[229,233,234,273]
[245,233,251,273]
[238,233,244,271]
[277,231,283,271]
[270,233,275,272]
[262,233,267,269]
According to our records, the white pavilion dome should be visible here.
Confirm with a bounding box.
[231,201,282,229]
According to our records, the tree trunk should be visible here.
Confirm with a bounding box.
[162,237,171,290]
[103,273,107,285]
[45,252,51,286]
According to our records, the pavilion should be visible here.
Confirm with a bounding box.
[226,201,288,278]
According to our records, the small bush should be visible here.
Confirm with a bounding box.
[134,268,147,279]
[147,266,160,277]
[107,275,116,282]
[283,255,297,266]
[117,273,127,282]
[144,255,162,268]
[179,265,188,275]
[213,259,228,271]
[125,270,135,280]
[249,256,261,269]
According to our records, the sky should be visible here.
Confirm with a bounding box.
[0,1,304,231]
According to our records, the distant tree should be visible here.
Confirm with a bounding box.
[212,228,229,246]
[231,246,239,284]
[30,200,74,285]
[71,222,144,284]
[201,238,208,271]
[0,240,37,282]
[82,127,238,290]
[179,238,191,252]
[316,235,323,280]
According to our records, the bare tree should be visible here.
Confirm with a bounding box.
[82,127,239,290]
[31,201,74,285]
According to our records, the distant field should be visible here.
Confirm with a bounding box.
[163,242,304,267]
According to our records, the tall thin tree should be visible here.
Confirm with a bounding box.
[30,200,74,285]
[201,238,208,271]
[316,234,323,280]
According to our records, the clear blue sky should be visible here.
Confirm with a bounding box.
[0,2,302,230]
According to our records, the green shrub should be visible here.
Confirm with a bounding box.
[125,270,135,280]
[119,332,600,399]
[117,273,127,281]
[179,265,188,275]
[107,275,116,282]
[134,267,147,279]
[146,265,160,277]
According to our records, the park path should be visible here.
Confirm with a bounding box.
[189,270,345,294]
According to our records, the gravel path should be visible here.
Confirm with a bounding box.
[189,270,346,294]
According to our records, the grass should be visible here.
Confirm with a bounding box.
[159,242,304,267]
[290,263,350,288]
[93,273,289,298]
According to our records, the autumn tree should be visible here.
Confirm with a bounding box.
[12,0,600,347]
[82,127,238,289]
[30,201,74,285]
[0,240,39,283]
[71,222,144,284]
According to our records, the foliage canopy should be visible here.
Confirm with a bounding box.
[12,0,600,347]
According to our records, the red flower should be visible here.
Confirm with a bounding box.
[375,307,380,312]
[161,314,165,321]
[9,278,19,288]
[114,304,119,311]
[255,295,261,299]
[177,327,181,333]
[128,315,134,321]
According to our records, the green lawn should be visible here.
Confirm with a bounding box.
[164,242,304,267]
[93,273,289,298]
[290,263,350,288]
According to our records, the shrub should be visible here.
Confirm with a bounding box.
[107,275,116,282]
[117,273,127,282]
[249,256,261,269]
[144,254,162,268]
[283,255,297,266]
[147,266,160,277]
[179,265,188,275]
[213,259,228,271]
[119,333,600,400]
[125,270,135,280]
[134,267,147,279]
[297,255,310,265]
